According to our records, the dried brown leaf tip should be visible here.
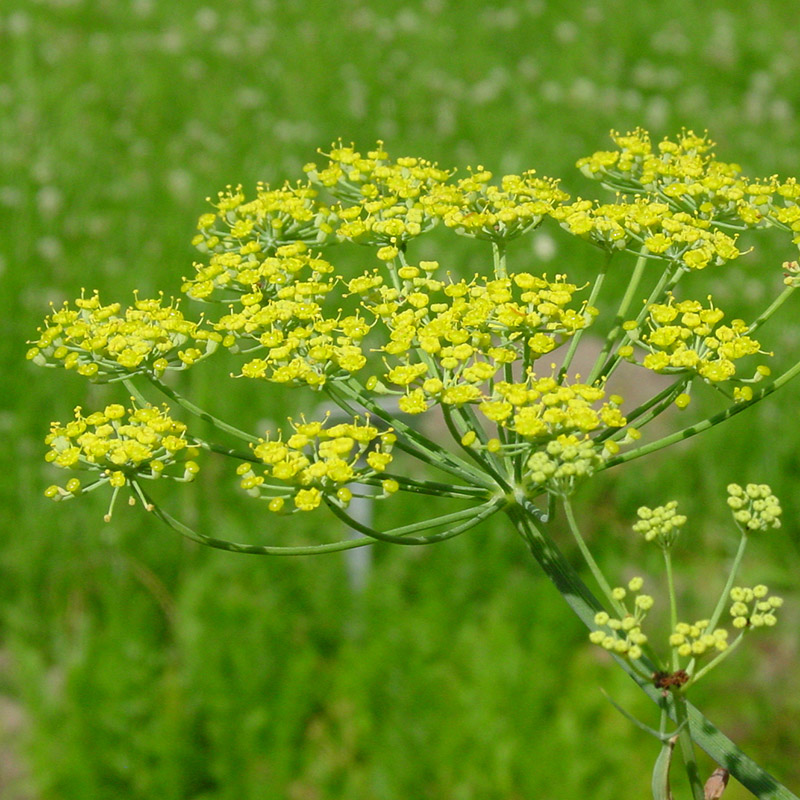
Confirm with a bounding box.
[703,767,729,799]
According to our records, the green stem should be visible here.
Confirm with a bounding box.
[588,252,648,385]
[197,439,259,463]
[562,497,625,616]
[559,251,612,382]
[358,473,492,499]
[596,377,687,442]
[603,356,800,468]
[492,240,507,279]
[145,375,260,444]
[706,532,749,635]
[691,634,743,684]
[122,378,150,408]
[325,496,505,546]
[441,404,513,491]
[664,548,679,672]
[594,261,683,385]
[748,285,796,335]
[329,379,496,489]
[673,694,705,800]
[138,483,380,556]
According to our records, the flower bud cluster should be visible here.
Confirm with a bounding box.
[44,403,199,500]
[729,585,783,629]
[726,483,782,531]
[621,294,766,384]
[668,620,729,657]
[632,500,686,548]
[236,417,396,513]
[588,577,653,660]
[26,292,221,380]
[525,433,610,496]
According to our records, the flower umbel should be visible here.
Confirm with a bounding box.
[27,292,221,380]
[44,402,200,520]
[632,500,687,548]
[726,483,782,531]
[236,416,396,513]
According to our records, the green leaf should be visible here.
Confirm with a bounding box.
[652,734,678,800]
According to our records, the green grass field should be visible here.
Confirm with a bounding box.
[2,1,800,797]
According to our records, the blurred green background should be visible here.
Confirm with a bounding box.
[2,0,800,797]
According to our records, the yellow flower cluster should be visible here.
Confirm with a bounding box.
[182,241,335,303]
[668,620,729,657]
[433,169,569,242]
[303,141,569,247]
[457,376,627,495]
[726,483,782,531]
[26,292,221,380]
[551,196,741,269]
[632,500,687,547]
[216,281,366,389]
[482,375,626,439]
[191,181,335,257]
[31,131,796,524]
[729,585,783,629]
[236,417,396,512]
[589,577,653,660]
[350,266,595,412]
[44,403,199,500]
[304,140,451,246]
[577,128,800,244]
[621,294,765,383]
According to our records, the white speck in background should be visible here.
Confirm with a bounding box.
[532,231,556,262]
[37,186,63,219]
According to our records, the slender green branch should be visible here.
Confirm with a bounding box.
[611,379,688,437]
[122,377,151,408]
[441,404,513,491]
[196,438,259,463]
[664,549,679,672]
[593,261,683,385]
[587,252,648,385]
[492,240,507,279]
[706,532,749,636]
[596,377,687,443]
[562,497,625,616]
[748,285,796,334]
[138,483,379,556]
[358,473,492,499]
[329,378,497,489]
[691,635,744,684]
[324,381,475,481]
[325,496,505,545]
[603,356,800,468]
[559,251,612,381]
